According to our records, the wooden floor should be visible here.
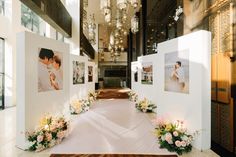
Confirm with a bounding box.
[97,88,130,99]
[50,154,178,157]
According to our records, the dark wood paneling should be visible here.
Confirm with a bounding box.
[20,0,72,37]
[211,101,234,152]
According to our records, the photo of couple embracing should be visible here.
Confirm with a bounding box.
[38,48,63,92]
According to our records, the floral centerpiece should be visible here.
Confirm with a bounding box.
[128,91,138,102]
[135,98,156,113]
[27,115,69,152]
[153,119,198,155]
[70,99,91,114]
[88,91,98,103]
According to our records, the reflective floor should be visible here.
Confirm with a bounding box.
[0,100,219,157]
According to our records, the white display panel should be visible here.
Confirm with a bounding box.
[70,55,96,101]
[16,31,70,149]
[131,31,211,150]
[87,61,96,92]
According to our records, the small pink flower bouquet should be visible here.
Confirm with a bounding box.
[153,119,198,155]
[27,115,69,152]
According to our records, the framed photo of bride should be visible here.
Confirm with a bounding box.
[164,49,189,94]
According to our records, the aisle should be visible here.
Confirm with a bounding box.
[50,99,174,155]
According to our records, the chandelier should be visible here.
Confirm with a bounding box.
[105,13,112,23]
[129,0,139,8]
[100,0,111,15]
[88,14,96,45]
[99,0,140,62]
[117,0,128,10]
[100,0,112,23]
[131,14,139,33]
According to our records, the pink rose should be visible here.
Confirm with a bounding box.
[37,135,44,143]
[50,124,57,131]
[46,132,52,141]
[57,122,64,128]
[57,131,65,139]
[181,141,187,147]
[173,131,178,137]
[165,133,173,144]
[175,140,181,147]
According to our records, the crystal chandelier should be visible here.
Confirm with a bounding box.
[110,33,115,46]
[100,0,112,24]
[129,0,139,8]
[131,14,139,33]
[100,0,111,15]
[108,28,125,62]
[99,0,140,62]
[117,0,128,10]
[116,10,123,30]
[105,13,112,23]
[88,14,96,45]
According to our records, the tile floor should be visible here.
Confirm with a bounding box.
[0,103,219,157]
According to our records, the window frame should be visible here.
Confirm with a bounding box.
[0,0,5,16]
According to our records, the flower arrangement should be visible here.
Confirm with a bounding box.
[135,98,156,113]
[128,91,138,102]
[153,119,197,155]
[27,115,69,152]
[70,99,91,114]
[88,91,98,103]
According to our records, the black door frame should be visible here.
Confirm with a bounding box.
[0,37,5,110]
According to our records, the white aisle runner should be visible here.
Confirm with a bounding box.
[50,99,174,155]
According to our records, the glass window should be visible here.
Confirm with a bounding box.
[21,3,46,36]
[0,38,4,110]
[145,0,178,55]
[56,31,64,42]
[0,0,5,15]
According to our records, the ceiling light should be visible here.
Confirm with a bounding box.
[100,0,111,15]
[117,0,128,10]
[110,33,115,45]
[129,0,139,8]
[116,20,123,30]
[131,14,139,34]
[105,13,112,23]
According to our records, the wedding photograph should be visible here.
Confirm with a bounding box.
[73,61,85,84]
[4,0,226,156]
[134,66,138,82]
[38,48,63,92]
[164,50,189,94]
[141,62,153,85]
[88,66,93,82]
